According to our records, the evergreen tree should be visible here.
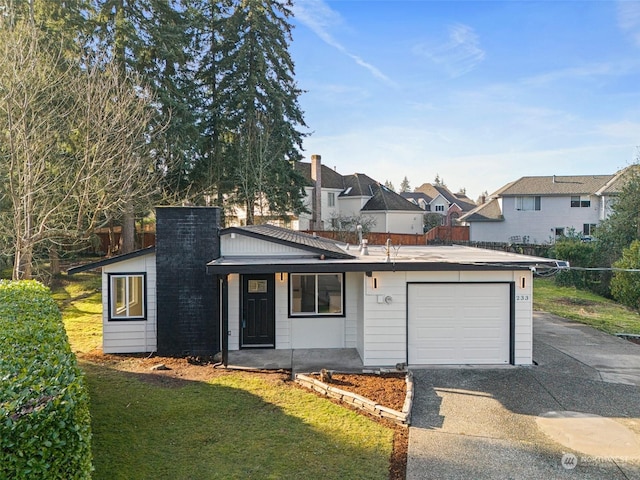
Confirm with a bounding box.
[384,180,395,192]
[220,0,307,225]
[189,0,236,212]
[399,176,410,193]
[92,0,196,250]
[595,164,640,266]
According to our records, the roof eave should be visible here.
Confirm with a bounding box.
[206,259,553,276]
[67,246,156,275]
[220,227,354,260]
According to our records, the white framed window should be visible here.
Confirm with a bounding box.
[290,273,344,316]
[571,196,591,208]
[109,274,146,320]
[583,223,597,236]
[327,192,336,207]
[435,205,445,212]
[515,196,541,211]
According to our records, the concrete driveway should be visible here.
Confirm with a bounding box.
[407,312,640,479]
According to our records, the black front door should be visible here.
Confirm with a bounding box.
[241,274,275,348]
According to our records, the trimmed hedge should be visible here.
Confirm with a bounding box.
[0,280,92,479]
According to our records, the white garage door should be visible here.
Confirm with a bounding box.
[408,283,510,365]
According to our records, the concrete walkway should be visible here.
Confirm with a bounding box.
[407,312,640,479]
[225,348,364,373]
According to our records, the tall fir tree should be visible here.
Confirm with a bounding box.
[219,0,307,225]
[92,0,196,250]
[399,176,410,193]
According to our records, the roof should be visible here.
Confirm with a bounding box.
[412,183,476,212]
[361,185,424,212]
[222,224,355,259]
[206,243,562,275]
[495,175,615,196]
[67,246,156,274]
[296,162,345,190]
[340,173,380,197]
[297,163,422,212]
[596,165,640,196]
[459,198,504,223]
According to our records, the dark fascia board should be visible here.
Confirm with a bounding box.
[67,246,156,275]
[206,260,547,275]
[220,227,354,260]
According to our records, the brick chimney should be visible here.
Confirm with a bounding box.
[155,206,221,356]
[311,154,323,230]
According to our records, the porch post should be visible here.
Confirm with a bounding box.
[221,274,229,367]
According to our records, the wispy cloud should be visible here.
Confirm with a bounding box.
[413,23,485,78]
[292,0,396,86]
[618,1,640,47]
[521,62,618,86]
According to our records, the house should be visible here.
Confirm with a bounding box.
[459,168,633,244]
[69,206,564,367]
[226,155,423,234]
[295,155,425,234]
[402,183,476,227]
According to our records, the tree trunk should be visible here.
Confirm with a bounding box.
[245,198,255,226]
[13,241,33,280]
[121,205,136,254]
[49,245,60,276]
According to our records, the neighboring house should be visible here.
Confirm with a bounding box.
[402,183,476,227]
[227,155,424,234]
[295,155,425,234]
[459,168,633,244]
[69,206,562,367]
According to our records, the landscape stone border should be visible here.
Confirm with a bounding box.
[294,371,414,426]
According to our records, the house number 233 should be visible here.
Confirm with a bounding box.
[516,295,530,301]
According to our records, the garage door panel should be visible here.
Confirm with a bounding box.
[408,283,510,365]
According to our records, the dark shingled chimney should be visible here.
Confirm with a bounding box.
[311,154,322,230]
[155,206,221,356]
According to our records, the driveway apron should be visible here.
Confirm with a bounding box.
[406,312,640,479]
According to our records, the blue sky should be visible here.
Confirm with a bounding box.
[289,0,640,200]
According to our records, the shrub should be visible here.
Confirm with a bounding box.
[550,238,597,289]
[0,280,92,479]
[611,240,640,310]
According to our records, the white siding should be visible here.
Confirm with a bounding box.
[362,271,408,366]
[356,274,365,358]
[469,196,604,243]
[384,211,424,234]
[221,234,317,257]
[297,186,343,231]
[227,274,240,351]
[275,274,291,348]
[429,195,449,214]
[337,196,370,217]
[102,253,157,354]
[359,269,534,367]
[344,272,360,348]
[226,272,360,350]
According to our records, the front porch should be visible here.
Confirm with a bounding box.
[226,348,364,373]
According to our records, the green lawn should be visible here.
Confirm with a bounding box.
[534,277,640,335]
[52,272,103,354]
[54,273,394,480]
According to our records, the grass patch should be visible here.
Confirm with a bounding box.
[85,364,392,480]
[56,274,394,480]
[534,277,640,335]
[53,273,102,354]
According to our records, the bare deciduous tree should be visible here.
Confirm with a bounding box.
[0,24,161,280]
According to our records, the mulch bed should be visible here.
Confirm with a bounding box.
[306,372,408,480]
